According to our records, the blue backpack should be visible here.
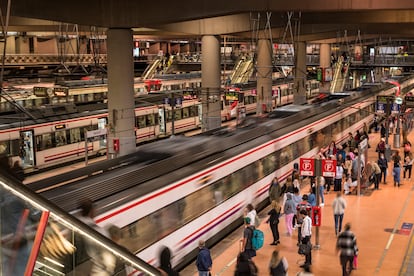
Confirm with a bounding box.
[251,228,264,250]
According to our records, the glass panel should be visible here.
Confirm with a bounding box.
[0,172,159,276]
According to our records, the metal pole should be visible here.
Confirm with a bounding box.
[314,159,321,249]
[84,129,88,166]
[171,92,175,136]
[315,176,320,249]
[357,145,361,196]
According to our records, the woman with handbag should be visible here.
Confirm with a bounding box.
[267,200,281,245]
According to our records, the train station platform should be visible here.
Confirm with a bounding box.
[182,128,414,275]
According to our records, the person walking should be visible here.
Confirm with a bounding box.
[299,209,312,268]
[332,192,347,235]
[392,150,402,187]
[267,200,281,245]
[269,176,282,203]
[234,252,258,276]
[196,240,212,276]
[284,193,296,236]
[336,223,358,276]
[377,153,388,184]
[269,249,288,276]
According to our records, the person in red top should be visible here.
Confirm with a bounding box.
[295,195,312,245]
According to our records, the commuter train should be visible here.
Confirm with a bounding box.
[0,73,203,115]
[33,75,414,274]
[0,77,319,170]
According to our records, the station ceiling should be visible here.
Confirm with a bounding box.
[4,0,414,45]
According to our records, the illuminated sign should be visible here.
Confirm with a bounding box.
[54,87,69,97]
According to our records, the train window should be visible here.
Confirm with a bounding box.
[166,110,172,122]
[174,109,182,120]
[69,128,81,143]
[189,105,198,117]
[146,114,156,126]
[0,141,6,154]
[137,116,147,128]
[182,107,190,119]
[41,133,53,150]
[55,130,67,147]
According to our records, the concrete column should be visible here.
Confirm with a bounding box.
[256,39,273,114]
[107,28,136,157]
[293,41,307,105]
[319,43,331,68]
[201,35,221,131]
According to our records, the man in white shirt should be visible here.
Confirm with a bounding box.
[300,209,312,267]
[332,192,347,235]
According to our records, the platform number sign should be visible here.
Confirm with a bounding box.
[300,158,315,176]
[322,159,336,177]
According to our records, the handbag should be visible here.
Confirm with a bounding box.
[298,242,311,255]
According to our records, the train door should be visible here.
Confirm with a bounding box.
[19,130,35,168]
[158,107,166,134]
[97,118,107,149]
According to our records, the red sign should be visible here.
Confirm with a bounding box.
[300,158,315,176]
[322,159,337,177]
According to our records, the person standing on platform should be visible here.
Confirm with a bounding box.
[241,217,256,259]
[336,223,358,276]
[404,152,413,180]
[334,162,344,192]
[283,193,296,236]
[269,176,282,203]
[299,209,312,268]
[392,150,402,187]
[307,186,316,207]
[296,195,312,246]
[380,123,386,138]
[372,161,382,190]
[267,200,281,245]
[376,138,386,159]
[245,204,259,228]
[269,249,288,276]
[377,153,388,184]
[196,240,212,276]
[332,192,347,235]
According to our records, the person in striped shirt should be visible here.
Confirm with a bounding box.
[336,223,358,276]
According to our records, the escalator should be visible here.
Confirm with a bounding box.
[330,56,350,93]
[142,58,162,80]
[0,167,159,276]
[230,56,254,84]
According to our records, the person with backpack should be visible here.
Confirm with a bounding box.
[245,204,260,228]
[241,217,256,259]
[269,249,288,276]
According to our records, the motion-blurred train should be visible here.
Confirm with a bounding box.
[0,77,319,170]
[33,75,414,274]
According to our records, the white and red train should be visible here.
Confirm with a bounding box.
[0,77,319,170]
[37,75,414,273]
